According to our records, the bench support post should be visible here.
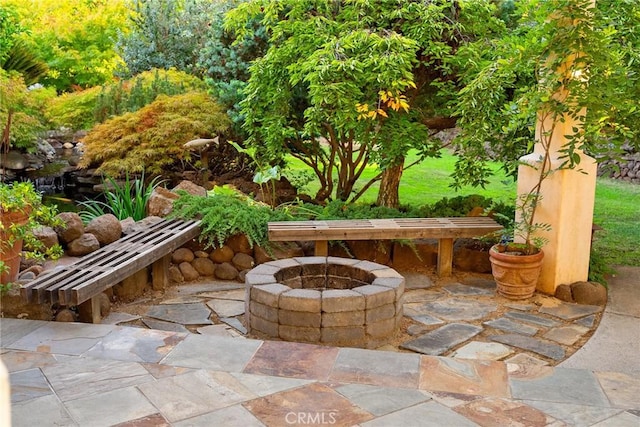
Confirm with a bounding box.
[152,254,171,291]
[437,238,454,277]
[314,241,328,257]
[78,296,102,324]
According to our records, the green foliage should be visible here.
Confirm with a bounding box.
[0,182,63,286]
[225,0,504,204]
[117,0,215,77]
[79,91,230,176]
[0,71,52,152]
[0,4,22,62]
[3,0,130,91]
[417,195,492,218]
[1,39,48,86]
[170,188,292,250]
[46,69,205,131]
[588,249,614,288]
[78,172,164,223]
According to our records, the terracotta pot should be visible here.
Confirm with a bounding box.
[1,208,30,284]
[489,244,544,300]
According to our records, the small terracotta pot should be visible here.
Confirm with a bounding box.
[489,244,544,300]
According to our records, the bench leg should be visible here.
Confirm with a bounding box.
[314,241,328,256]
[152,254,171,291]
[78,296,102,324]
[437,238,453,277]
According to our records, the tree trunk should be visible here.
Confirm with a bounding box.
[376,161,404,208]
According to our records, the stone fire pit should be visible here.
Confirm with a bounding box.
[244,256,405,348]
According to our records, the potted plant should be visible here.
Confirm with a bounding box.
[0,181,63,288]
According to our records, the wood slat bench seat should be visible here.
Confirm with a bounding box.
[21,218,201,323]
[268,217,502,276]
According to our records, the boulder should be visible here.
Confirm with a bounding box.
[146,187,179,217]
[194,250,209,258]
[232,252,255,271]
[210,245,234,263]
[392,240,438,270]
[123,216,162,235]
[0,150,27,170]
[171,180,207,197]
[179,262,200,281]
[554,284,574,303]
[169,265,184,283]
[67,233,100,256]
[571,281,607,305]
[226,234,253,255]
[30,226,59,250]
[85,214,122,245]
[215,262,239,281]
[172,248,195,264]
[254,242,304,264]
[55,309,76,322]
[192,257,216,276]
[347,240,392,265]
[55,212,84,243]
[119,217,136,235]
[113,269,149,301]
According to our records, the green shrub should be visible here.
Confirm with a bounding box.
[78,172,164,223]
[171,188,292,250]
[45,86,102,130]
[79,91,230,176]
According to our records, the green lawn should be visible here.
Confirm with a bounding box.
[284,151,639,266]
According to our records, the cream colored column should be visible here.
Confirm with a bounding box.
[516,0,597,295]
[517,120,597,295]
[0,358,10,427]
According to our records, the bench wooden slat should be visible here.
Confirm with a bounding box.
[21,219,201,309]
[268,217,501,241]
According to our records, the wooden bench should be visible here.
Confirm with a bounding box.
[21,218,201,323]
[268,217,502,276]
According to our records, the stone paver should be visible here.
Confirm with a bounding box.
[539,302,602,320]
[172,404,264,427]
[575,314,597,328]
[543,324,589,345]
[206,299,245,318]
[407,313,445,326]
[504,311,560,328]
[490,334,565,360]
[196,324,237,337]
[452,341,514,361]
[84,327,185,363]
[523,400,624,426]
[11,394,76,427]
[410,298,497,321]
[443,282,493,296]
[141,318,191,333]
[334,383,430,416]
[7,322,116,355]
[505,353,549,366]
[160,334,262,371]
[101,312,142,325]
[361,400,477,427]
[146,303,213,325]
[9,368,53,403]
[0,319,46,347]
[401,323,483,356]
[483,317,539,336]
[220,317,248,334]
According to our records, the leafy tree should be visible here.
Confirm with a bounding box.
[0,4,22,62]
[116,0,216,77]
[79,91,231,176]
[2,0,130,92]
[225,0,503,207]
[452,0,640,188]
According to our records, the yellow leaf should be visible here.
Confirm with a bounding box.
[377,109,388,118]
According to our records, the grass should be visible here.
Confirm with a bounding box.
[284,150,639,267]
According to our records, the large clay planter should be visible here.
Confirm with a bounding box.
[1,208,30,284]
[489,244,544,300]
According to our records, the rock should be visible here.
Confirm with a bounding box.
[0,150,28,169]
[555,284,574,302]
[172,247,195,264]
[192,257,216,276]
[238,269,249,282]
[119,217,136,235]
[254,242,304,264]
[194,250,209,258]
[146,187,179,217]
[210,245,234,263]
[392,240,438,270]
[99,292,111,316]
[171,180,207,196]
[18,271,36,281]
[55,309,76,322]
[85,214,122,245]
[30,226,59,249]
[169,265,184,283]
[179,262,200,281]
[215,262,239,280]
[571,281,607,305]
[67,233,100,256]
[22,265,44,277]
[347,240,392,265]
[113,269,149,301]
[55,212,84,243]
[232,253,255,271]
[62,142,74,149]
[123,216,163,235]
[453,240,492,273]
[36,139,56,160]
[226,234,253,255]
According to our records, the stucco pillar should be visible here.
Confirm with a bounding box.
[516,0,597,295]
[516,118,597,295]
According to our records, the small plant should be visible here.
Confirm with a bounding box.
[229,141,281,207]
[78,172,164,223]
[170,186,292,249]
[1,181,63,288]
